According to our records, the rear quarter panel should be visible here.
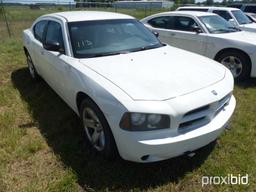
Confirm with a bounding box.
[23,28,39,73]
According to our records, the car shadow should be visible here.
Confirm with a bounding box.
[11,67,216,191]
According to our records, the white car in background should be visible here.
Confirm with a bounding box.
[176,6,256,32]
[23,11,235,163]
[141,11,256,80]
[245,12,256,23]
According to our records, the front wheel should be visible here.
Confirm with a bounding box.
[216,51,251,80]
[79,99,117,159]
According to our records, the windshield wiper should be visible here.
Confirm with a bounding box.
[228,27,241,31]
[84,52,123,58]
[130,43,163,52]
[211,29,234,33]
[82,44,163,58]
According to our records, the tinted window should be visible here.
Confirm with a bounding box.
[172,16,199,32]
[212,10,232,21]
[33,20,48,42]
[178,8,209,12]
[148,16,173,29]
[244,6,256,13]
[45,21,65,52]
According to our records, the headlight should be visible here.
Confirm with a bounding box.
[119,112,170,131]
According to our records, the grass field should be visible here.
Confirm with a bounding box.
[0,6,256,192]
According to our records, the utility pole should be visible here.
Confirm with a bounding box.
[0,0,11,37]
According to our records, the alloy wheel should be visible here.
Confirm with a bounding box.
[82,107,105,151]
[221,56,243,78]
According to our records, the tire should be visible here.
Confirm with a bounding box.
[79,99,117,159]
[216,50,251,81]
[26,52,40,80]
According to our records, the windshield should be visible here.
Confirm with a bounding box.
[199,15,240,34]
[231,10,252,24]
[68,19,162,58]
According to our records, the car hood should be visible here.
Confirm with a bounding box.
[79,45,226,101]
[212,31,256,44]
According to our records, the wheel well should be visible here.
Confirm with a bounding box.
[76,91,119,158]
[214,48,251,65]
[76,92,90,114]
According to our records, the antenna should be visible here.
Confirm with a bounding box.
[1,0,11,37]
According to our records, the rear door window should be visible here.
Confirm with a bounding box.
[148,16,174,29]
[212,10,233,21]
[33,20,48,43]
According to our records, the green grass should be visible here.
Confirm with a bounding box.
[0,5,256,192]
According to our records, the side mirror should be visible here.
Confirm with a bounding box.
[228,19,237,27]
[191,25,203,33]
[152,31,159,37]
[43,41,62,52]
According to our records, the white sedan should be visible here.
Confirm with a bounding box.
[176,6,256,32]
[141,11,256,80]
[23,11,235,163]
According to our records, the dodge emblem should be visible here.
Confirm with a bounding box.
[212,90,218,96]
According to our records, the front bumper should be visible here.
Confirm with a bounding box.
[115,96,236,163]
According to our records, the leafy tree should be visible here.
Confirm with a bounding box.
[222,0,227,6]
[175,0,181,6]
[206,0,214,5]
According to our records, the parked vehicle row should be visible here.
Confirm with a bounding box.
[23,11,236,162]
[176,6,256,32]
[245,12,256,23]
[141,11,256,80]
[228,3,256,14]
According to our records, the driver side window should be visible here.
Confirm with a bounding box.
[45,21,65,53]
[173,16,199,32]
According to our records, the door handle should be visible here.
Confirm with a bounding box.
[170,33,176,36]
[40,50,44,55]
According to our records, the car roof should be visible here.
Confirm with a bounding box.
[43,11,134,22]
[178,6,239,11]
[159,11,216,17]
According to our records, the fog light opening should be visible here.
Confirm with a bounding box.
[141,155,150,161]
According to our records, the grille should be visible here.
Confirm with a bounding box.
[178,93,231,133]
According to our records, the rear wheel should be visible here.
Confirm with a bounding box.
[216,50,251,80]
[26,53,39,80]
[79,99,117,159]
